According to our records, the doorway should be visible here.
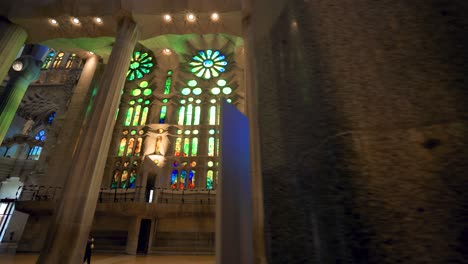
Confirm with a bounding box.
[137,219,152,254]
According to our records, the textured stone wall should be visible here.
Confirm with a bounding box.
[248,1,468,263]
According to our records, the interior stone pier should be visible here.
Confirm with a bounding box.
[37,17,139,264]
[42,55,100,187]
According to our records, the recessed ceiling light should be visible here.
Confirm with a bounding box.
[163,48,172,55]
[89,51,94,55]
[186,13,196,22]
[211,13,220,21]
[49,19,58,25]
[94,17,103,24]
[71,17,80,25]
[163,14,172,22]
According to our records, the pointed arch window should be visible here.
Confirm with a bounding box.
[159,106,167,124]
[117,138,127,156]
[164,70,172,94]
[174,138,182,156]
[191,138,198,156]
[178,106,185,125]
[208,137,215,156]
[209,106,216,125]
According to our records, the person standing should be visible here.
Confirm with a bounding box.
[83,234,94,264]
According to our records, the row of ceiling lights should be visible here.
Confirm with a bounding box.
[48,12,220,26]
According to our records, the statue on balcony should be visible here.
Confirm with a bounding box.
[22,118,35,135]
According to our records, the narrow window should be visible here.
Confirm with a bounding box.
[206,170,214,190]
[125,107,134,126]
[140,106,148,125]
[188,170,196,189]
[194,106,201,125]
[180,170,187,189]
[208,137,215,156]
[53,52,64,68]
[159,106,167,124]
[174,138,182,156]
[185,104,193,125]
[183,138,190,157]
[126,138,135,156]
[117,138,127,156]
[178,106,185,125]
[65,53,76,69]
[171,170,178,189]
[134,138,143,156]
[209,106,216,125]
[132,105,141,126]
[164,70,172,94]
[191,138,198,156]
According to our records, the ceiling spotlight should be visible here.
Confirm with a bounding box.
[163,14,172,22]
[163,48,172,55]
[94,17,103,24]
[89,51,94,55]
[71,17,80,25]
[211,13,220,21]
[49,19,58,25]
[186,13,196,22]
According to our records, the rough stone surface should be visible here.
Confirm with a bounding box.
[249,1,468,263]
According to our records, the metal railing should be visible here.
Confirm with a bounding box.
[15,185,216,205]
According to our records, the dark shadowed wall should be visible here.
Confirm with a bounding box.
[247,1,468,263]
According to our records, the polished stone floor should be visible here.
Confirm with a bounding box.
[0,253,215,264]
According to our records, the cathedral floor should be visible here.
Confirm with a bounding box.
[0,253,215,264]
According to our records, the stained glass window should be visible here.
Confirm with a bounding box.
[125,107,133,126]
[180,170,187,189]
[140,107,148,125]
[65,53,76,69]
[42,51,55,70]
[174,138,182,156]
[206,170,214,190]
[129,170,137,188]
[190,50,227,79]
[208,137,215,156]
[171,170,178,189]
[135,138,143,156]
[111,170,120,188]
[35,130,46,141]
[132,105,141,126]
[47,112,55,125]
[178,106,185,125]
[186,104,193,125]
[164,70,172,94]
[121,170,129,188]
[126,138,135,156]
[191,138,198,156]
[127,51,154,81]
[118,138,126,156]
[194,106,201,125]
[209,106,216,125]
[183,138,190,156]
[28,146,42,160]
[159,106,167,124]
[53,52,64,68]
[188,170,196,189]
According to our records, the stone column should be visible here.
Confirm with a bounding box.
[241,1,267,263]
[0,56,42,144]
[37,17,139,264]
[0,19,27,84]
[43,55,100,187]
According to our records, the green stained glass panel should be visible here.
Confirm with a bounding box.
[133,105,141,126]
[125,107,133,126]
[194,106,201,125]
[140,107,149,125]
[191,138,198,156]
[178,106,185,125]
[206,170,213,190]
[143,88,152,96]
[183,138,190,156]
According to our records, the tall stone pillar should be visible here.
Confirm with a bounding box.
[0,19,27,84]
[247,1,468,263]
[241,1,266,263]
[0,55,41,144]
[37,17,139,264]
[43,55,100,187]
